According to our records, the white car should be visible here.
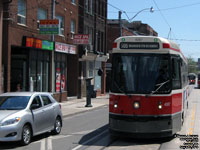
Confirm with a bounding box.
[0,92,62,145]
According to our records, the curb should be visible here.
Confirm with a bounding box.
[62,104,108,118]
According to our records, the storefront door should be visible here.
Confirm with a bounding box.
[11,55,27,91]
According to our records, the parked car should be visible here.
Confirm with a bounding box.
[0,92,62,145]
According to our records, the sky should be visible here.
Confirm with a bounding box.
[108,0,200,61]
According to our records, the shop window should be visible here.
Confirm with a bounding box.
[17,0,26,25]
[29,51,50,92]
[55,53,66,92]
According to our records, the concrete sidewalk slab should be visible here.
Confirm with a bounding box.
[60,95,109,117]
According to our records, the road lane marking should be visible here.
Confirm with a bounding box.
[47,138,52,150]
[71,129,108,150]
[188,104,196,135]
[40,139,45,150]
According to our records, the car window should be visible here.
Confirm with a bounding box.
[0,96,30,110]
[31,96,42,109]
[41,96,52,106]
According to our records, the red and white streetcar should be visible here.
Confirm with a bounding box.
[109,36,189,138]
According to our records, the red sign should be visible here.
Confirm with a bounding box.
[73,34,89,45]
[39,19,59,25]
[55,42,76,54]
[26,37,42,49]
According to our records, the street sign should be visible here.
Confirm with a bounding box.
[39,19,59,34]
[73,34,89,45]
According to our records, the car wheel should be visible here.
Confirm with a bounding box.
[52,117,62,135]
[21,124,32,146]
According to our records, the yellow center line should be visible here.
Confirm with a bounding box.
[188,104,196,135]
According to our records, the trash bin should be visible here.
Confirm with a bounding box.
[85,77,93,107]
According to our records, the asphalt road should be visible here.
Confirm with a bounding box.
[0,87,199,150]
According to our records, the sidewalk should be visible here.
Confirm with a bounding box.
[60,94,109,118]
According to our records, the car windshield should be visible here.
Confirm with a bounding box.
[110,53,171,94]
[0,96,30,110]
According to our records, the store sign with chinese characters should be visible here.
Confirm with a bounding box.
[25,37,54,51]
[55,42,76,54]
[73,34,89,45]
[39,19,59,34]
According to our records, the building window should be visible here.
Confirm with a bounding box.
[71,20,76,39]
[72,0,75,5]
[56,15,64,36]
[37,8,47,29]
[85,0,93,14]
[17,0,26,25]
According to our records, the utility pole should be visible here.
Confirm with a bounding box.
[51,0,55,92]
[118,11,122,37]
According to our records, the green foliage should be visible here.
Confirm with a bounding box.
[187,57,198,74]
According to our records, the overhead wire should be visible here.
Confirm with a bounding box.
[4,0,200,42]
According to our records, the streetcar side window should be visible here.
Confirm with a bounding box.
[172,58,181,89]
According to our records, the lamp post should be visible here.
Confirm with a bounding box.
[119,7,154,37]
[129,7,154,22]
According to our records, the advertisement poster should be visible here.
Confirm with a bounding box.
[61,74,65,91]
[56,68,61,92]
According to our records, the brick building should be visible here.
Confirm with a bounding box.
[2,0,79,101]
[77,0,108,97]
[0,1,3,94]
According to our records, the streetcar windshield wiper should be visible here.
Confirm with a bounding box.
[113,81,131,97]
[146,80,170,97]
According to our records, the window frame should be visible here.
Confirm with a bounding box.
[37,7,47,29]
[56,15,65,36]
[71,0,76,5]
[171,56,182,90]
[17,0,26,25]
[70,19,76,39]
[40,95,52,106]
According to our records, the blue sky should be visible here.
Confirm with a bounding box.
[108,0,200,61]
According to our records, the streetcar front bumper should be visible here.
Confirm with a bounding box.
[109,113,182,138]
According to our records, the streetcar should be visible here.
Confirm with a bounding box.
[198,73,200,88]
[109,36,189,138]
[188,73,196,85]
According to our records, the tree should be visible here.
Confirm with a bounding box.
[187,56,198,74]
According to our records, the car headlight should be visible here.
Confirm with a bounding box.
[0,117,21,126]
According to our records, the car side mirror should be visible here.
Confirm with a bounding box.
[31,104,40,110]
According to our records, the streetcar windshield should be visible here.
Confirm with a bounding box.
[111,54,171,94]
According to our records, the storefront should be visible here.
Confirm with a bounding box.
[11,36,53,92]
[55,42,77,97]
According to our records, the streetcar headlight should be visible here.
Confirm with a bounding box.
[158,102,162,109]
[133,102,140,109]
[114,103,118,108]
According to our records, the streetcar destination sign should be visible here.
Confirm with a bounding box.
[120,42,159,49]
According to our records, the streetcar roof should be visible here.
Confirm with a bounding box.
[112,36,187,63]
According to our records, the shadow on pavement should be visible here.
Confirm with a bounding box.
[78,124,175,148]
